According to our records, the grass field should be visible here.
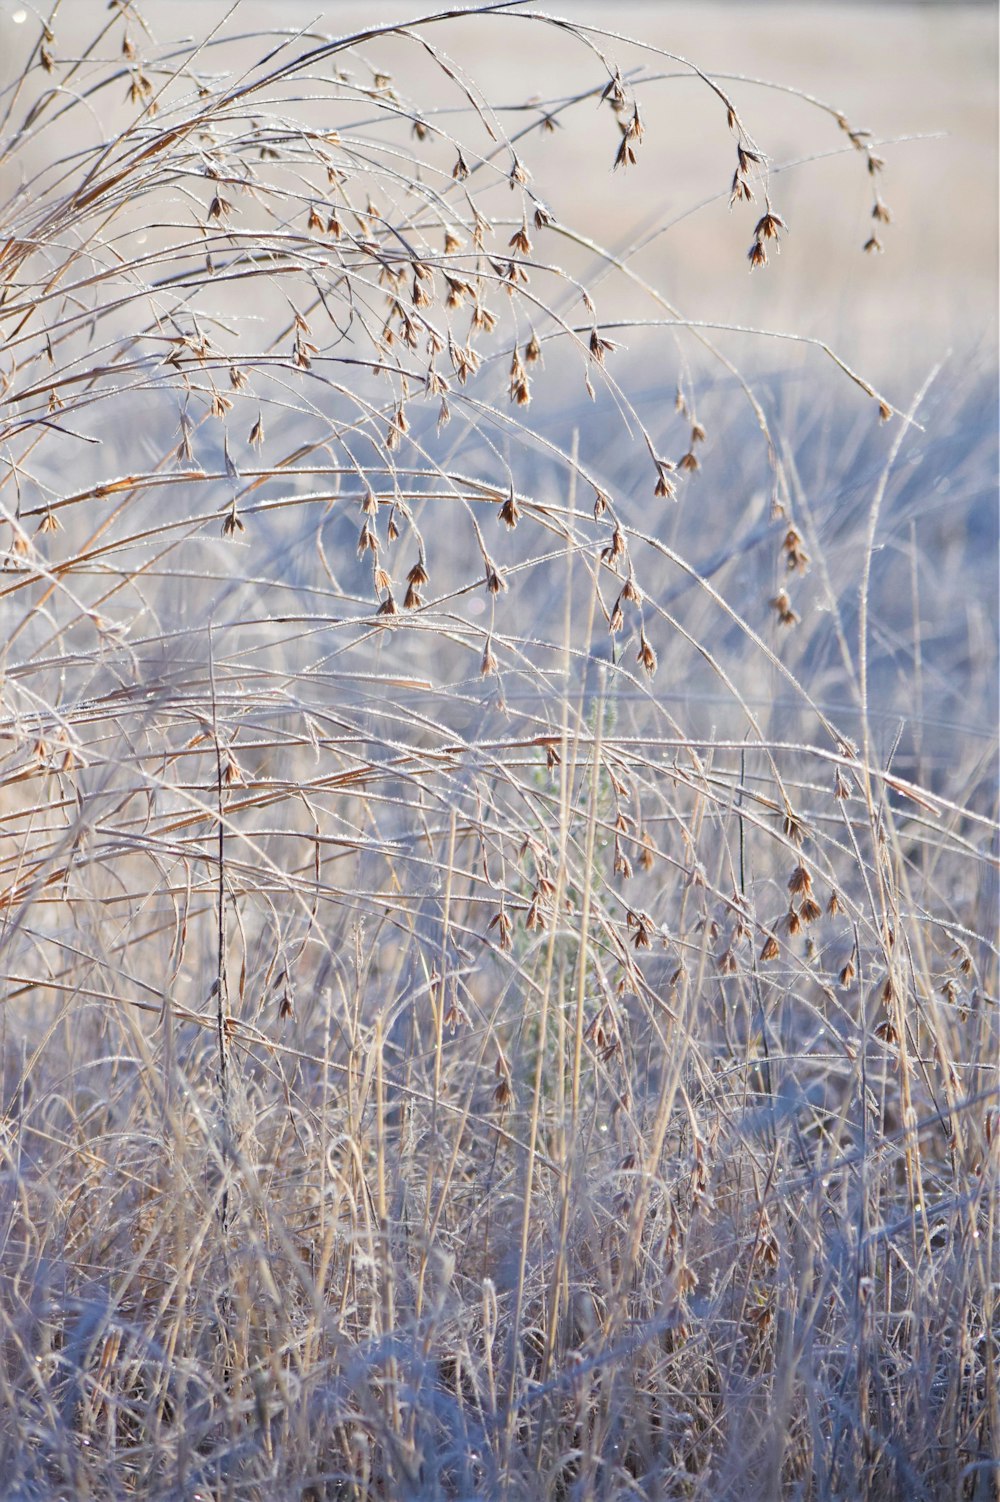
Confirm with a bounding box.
[0,4,996,1498]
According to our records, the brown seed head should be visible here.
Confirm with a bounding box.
[589,329,616,364]
[769,590,799,627]
[498,492,520,528]
[800,896,822,925]
[488,907,513,951]
[753,211,786,242]
[654,459,676,499]
[637,633,657,677]
[783,810,807,845]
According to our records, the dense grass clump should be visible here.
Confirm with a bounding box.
[0,5,995,1498]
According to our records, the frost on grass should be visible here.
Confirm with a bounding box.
[0,6,995,1499]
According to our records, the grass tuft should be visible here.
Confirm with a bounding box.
[0,5,995,1498]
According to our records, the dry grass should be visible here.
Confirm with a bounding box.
[0,5,996,1499]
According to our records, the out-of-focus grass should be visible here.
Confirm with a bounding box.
[0,5,995,1499]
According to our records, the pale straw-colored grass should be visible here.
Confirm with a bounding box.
[0,5,995,1498]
